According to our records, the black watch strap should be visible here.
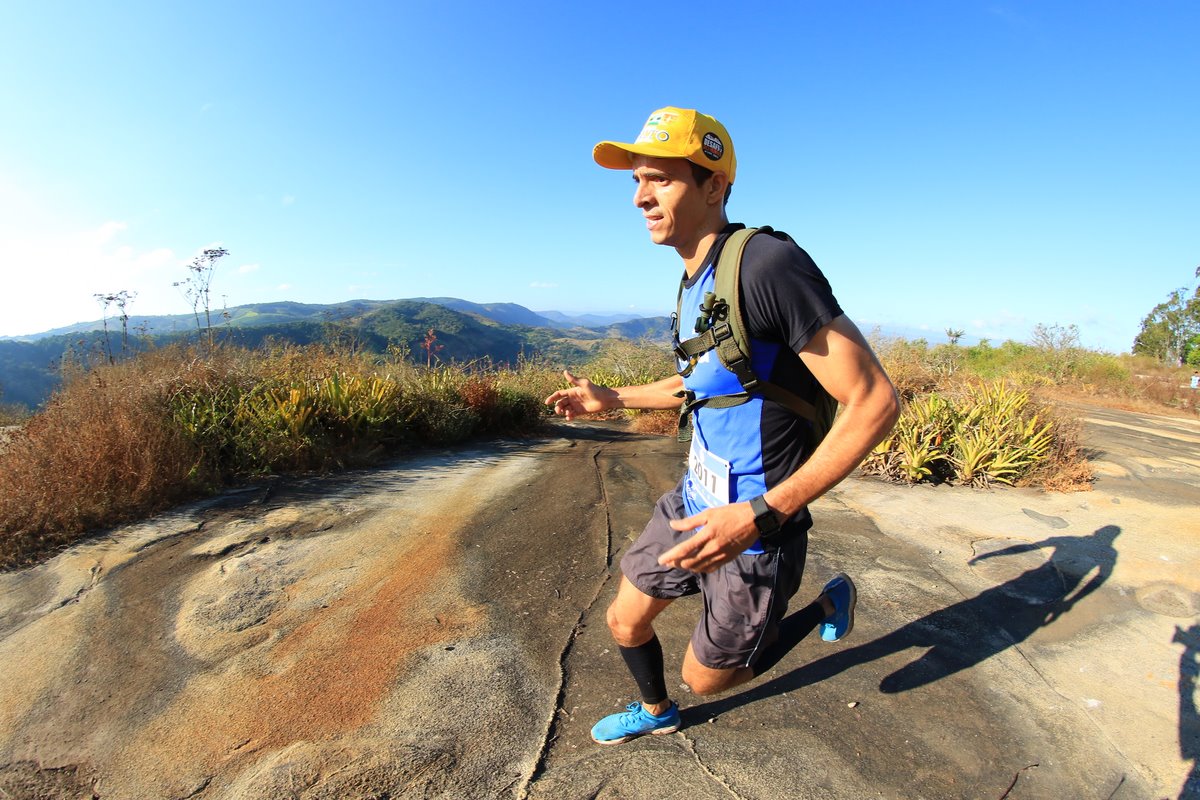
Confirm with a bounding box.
[748,494,782,541]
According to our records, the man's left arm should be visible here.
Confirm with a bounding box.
[659,314,900,573]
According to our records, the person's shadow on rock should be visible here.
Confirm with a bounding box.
[686,525,1121,721]
[1175,623,1200,800]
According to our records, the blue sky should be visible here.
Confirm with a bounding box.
[1,1,1196,353]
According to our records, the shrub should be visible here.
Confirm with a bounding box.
[0,360,207,567]
[862,380,1081,489]
[582,339,675,389]
[869,336,939,400]
[1025,407,1093,492]
[539,340,681,433]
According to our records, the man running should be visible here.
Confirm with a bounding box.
[545,106,899,744]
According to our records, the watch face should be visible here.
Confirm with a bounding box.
[751,496,780,536]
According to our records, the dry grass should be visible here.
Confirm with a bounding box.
[0,404,28,427]
[0,360,204,568]
[629,410,680,437]
[1036,383,1200,418]
[1018,404,1094,492]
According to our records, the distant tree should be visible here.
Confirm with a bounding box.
[945,328,964,346]
[93,290,136,364]
[1032,322,1081,351]
[174,247,229,350]
[1132,266,1200,365]
[1187,334,1200,367]
[1031,322,1082,383]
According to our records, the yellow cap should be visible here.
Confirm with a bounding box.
[593,106,737,184]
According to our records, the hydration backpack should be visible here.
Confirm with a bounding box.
[672,226,839,450]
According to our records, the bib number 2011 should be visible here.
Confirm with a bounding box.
[688,440,731,508]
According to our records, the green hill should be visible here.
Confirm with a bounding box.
[0,300,671,411]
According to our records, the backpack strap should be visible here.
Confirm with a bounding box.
[673,227,842,451]
[673,228,753,377]
[674,227,821,422]
[708,227,760,389]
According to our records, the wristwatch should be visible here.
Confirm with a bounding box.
[748,494,784,546]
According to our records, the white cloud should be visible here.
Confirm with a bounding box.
[1,221,183,336]
[529,281,558,289]
[277,283,293,292]
[238,263,261,275]
[281,195,295,206]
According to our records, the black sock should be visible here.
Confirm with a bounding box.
[751,601,827,677]
[618,635,668,706]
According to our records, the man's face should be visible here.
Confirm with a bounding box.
[630,155,712,249]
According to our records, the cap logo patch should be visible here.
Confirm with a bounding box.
[636,112,679,144]
[702,132,723,161]
[636,126,672,144]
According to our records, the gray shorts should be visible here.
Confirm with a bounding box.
[620,480,809,670]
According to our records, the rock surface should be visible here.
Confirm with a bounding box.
[0,406,1196,799]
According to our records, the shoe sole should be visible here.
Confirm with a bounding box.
[824,572,857,642]
[840,573,856,639]
[591,723,680,745]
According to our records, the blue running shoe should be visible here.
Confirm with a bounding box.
[590,701,681,745]
[820,573,857,642]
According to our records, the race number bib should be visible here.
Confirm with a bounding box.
[688,438,731,508]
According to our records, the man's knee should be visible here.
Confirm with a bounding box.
[606,601,653,646]
[681,658,742,696]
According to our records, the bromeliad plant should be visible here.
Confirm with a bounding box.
[863,381,1057,488]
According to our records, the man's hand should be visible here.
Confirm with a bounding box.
[658,502,760,573]
[544,370,617,421]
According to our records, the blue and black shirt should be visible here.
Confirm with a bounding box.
[678,223,843,551]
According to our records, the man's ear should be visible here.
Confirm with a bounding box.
[706,172,730,206]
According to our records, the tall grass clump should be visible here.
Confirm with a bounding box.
[0,343,553,568]
[0,357,204,565]
[166,344,551,478]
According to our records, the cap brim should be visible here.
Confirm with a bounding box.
[593,141,686,170]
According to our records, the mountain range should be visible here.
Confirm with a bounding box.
[3,298,652,343]
[0,298,672,410]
